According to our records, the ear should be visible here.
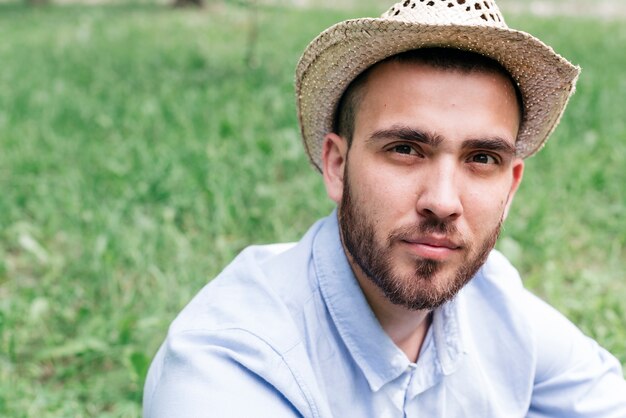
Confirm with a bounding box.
[502,158,524,220]
[322,132,348,205]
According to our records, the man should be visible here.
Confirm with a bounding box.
[144,0,626,416]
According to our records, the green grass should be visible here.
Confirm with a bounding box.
[0,3,624,416]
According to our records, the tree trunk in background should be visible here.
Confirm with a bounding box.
[172,0,204,7]
[244,0,259,69]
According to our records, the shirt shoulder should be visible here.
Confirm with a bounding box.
[459,249,530,341]
[144,327,322,418]
[144,220,332,417]
[169,219,323,349]
[459,250,626,416]
[169,243,299,337]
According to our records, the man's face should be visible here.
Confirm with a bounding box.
[323,60,524,311]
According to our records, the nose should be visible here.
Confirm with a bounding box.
[415,161,463,221]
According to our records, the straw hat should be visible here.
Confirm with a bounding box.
[296,0,580,171]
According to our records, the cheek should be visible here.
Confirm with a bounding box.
[361,171,415,217]
[463,183,511,228]
[347,168,414,236]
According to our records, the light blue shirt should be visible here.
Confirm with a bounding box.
[144,212,626,417]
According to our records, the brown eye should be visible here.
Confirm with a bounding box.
[393,144,414,154]
[471,153,497,164]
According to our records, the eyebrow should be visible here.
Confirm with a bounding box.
[368,126,443,147]
[462,138,516,156]
[368,125,517,157]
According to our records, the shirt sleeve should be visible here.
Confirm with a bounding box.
[143,329,308,418]
[525,291,626,417]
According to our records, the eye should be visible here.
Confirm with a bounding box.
[388,143,424,157]
[383,142,426,163]
[469,153,498,164]
[392,144,414,155]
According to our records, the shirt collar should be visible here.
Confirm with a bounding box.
[312,210,465,392]
[313,210,409,391]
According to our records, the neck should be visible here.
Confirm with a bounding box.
[353,265,433,363]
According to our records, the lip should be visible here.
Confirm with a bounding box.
[401,236,461,261]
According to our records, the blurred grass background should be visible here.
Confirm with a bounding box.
[0,0,624,416]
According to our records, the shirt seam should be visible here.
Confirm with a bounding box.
[163,327,320,418]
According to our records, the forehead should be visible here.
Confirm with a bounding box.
[354,60,521,146]
[347,50,524,121]
[361,59,518,103]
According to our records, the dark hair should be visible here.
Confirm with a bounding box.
[333,48,524,145]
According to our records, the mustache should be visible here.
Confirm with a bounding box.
[388,217,464,244]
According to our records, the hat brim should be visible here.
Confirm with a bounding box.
[296,18,580,171]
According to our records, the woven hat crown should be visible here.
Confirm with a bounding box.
[383,0,506,28]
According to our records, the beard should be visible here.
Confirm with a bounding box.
[338,166,502,311]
